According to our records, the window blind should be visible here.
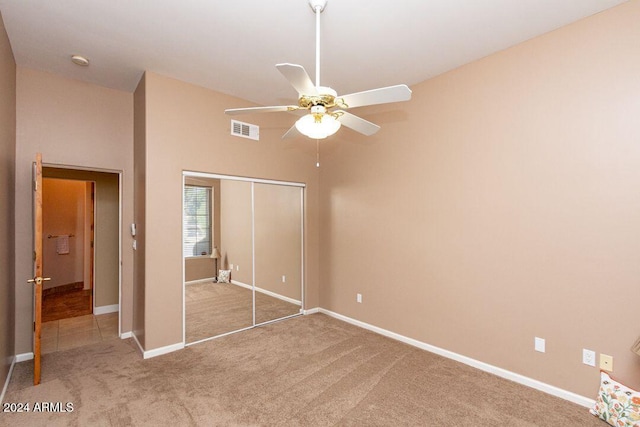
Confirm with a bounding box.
[183,185,211,257]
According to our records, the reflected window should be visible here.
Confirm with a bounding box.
[183,185,212,257]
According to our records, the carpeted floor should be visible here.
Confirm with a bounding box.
[2,314,603,426]
[186,281,300,343]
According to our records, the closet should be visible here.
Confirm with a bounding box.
[183,172,303,344]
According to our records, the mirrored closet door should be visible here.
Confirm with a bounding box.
[254,183,303,325]
[183,172,304,345]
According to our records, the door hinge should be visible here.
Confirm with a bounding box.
[33,322,35,332]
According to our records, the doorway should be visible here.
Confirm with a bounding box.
[41,178,94,322]
[40,167,121,354]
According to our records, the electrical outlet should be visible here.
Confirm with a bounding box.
[236,265,239,271]
[356,293,362,303]
[583,349,596,367]
[600,354,613,371]
[282,275,286,283]
[534,337,545,353]
[229,264,234,270]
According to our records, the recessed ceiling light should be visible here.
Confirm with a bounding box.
[71,55,89,66]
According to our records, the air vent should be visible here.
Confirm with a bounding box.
[231,120,259,141]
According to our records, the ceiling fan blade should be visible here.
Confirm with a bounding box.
[338,84,412,109]
[225,105,299,116]
[282,123,301,139]
[335,111,381,136]
[276,63,318,96]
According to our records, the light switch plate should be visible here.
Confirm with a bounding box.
[535,337,545,353]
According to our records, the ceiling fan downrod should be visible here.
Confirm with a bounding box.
[309,0,327,88]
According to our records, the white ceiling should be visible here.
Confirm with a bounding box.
[0,0,628,106]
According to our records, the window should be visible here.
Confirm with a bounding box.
[183,185,212,257]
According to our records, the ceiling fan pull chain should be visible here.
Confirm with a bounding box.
[316,139,320,168]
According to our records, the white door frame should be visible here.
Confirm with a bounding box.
[42,163,123,336]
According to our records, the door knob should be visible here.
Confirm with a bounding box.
[27,277,51,285]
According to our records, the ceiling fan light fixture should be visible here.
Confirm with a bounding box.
[295,113,341,139]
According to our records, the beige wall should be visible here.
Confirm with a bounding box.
[254,183,302,301]
[0,10,16,392]
[42,179,86,289]
[184,258,216,282]
[93,174,119,307]
[43,168,120,308]
[319,1,640,398]
[219,179,253,284]
[136,71,320,350]
[15,68,134,354]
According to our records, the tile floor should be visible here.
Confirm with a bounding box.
[41,312,119,354]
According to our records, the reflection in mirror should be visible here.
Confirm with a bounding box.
[183,172,305,345]
[184,177,253,343]
[254,183,303,324]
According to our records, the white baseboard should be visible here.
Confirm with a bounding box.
[318,308,595,409]
[230,280,252,290]
[142,342,184,359]
[303,307,320,315]
[185,277,216,286]
[255,286,301,305]
[131,333,144,356]
[15,352,33,363]
[1,357,16,404]
[120,331,132,339]
[94,304,119,315]
[230,280,302,305]
[131,332,184,359]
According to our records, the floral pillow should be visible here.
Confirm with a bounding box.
[217,269,231,283]
[590,371,640,427]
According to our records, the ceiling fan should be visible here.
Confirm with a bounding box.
[224,0,412,140]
